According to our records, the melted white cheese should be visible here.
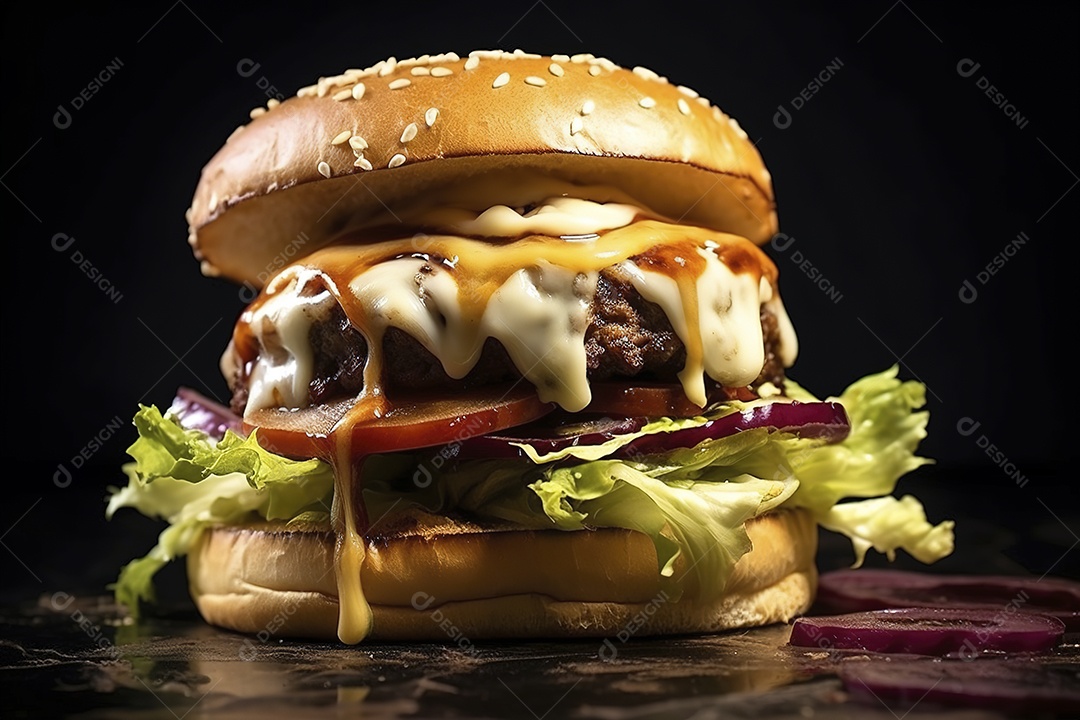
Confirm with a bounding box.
[695,246,769,389]
[344,257,597,411]
[397,174,656,238]
[481,263,596,410]
[620,248,774,408]
[243,266,337,412]
[234,217,799,416]
[416,196,642,238]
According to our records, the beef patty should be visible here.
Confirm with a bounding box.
[228,269,786,414]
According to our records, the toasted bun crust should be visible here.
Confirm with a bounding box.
[189,51,777,287]
[188,508,816,641]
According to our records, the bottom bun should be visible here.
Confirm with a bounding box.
[188,508,817,641]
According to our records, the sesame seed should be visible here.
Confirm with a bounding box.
[632,66,658,81]
[678,98,691,115]
[332,88,352,101]
[445,52,461,62]
[696,96,710,107]
[425,107,439,127]
[352,83,366,100]
[639,96,657,109]
[570,53,592,63]
[492,72,510,88]
[580,99,595,115]
[388,78,411,90]
[400,123,418,143]
[588,65,602,76]
[524,75,546,87]
[379,57,397,76]
[430,66,453,77]
[570,116,583,135]
[411,67,431,76]
[464,56,480,71]
[317,161,331,178]
[551,54,570,63]
[328,73,355,86]
[349,135,368,151]
[354,156,373,170]
[677,85,699,99]
[331,130,352,145]
[388,153,406,168]
[548,63,564,77]
[266,98,280,109]
[249,107,266,119]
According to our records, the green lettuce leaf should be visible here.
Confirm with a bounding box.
[107,405,333,615]
[528,461,795,599]
[364,367,952,600]
[784,366,933,514]
[820,495,956,567]
[109,367,953,612]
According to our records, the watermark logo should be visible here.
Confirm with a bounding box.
[411,412,495,488]
[774,57,844,130]
[956,58,1030,130]
[54,414,124,487]
[410,591,477,654]
[239,597,300,660]
[956,417,1028,488]
[50,592,122,660]
[958,230,1030,304]
[238,232,310,303]
[237,58,285,103]
[770,233,843,304]
[957,590,1030,659]
[53,57,124,130]
[597,590,670,661]
[51,233,124,304]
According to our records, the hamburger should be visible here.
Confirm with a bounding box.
[107,50,954,643]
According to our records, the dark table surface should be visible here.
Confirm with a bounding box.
[3,467,1079,718]
[4,595,1079,720]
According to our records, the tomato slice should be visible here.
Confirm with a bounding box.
[244,384,553,459]
[584,382,756,418]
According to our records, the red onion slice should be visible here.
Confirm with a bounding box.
[452,401,849,462]
[451,416,646,460]
[615,401,849,458]
[817,569,1080,630]
[791,608,1064,656]
[841,660,1080,714]
[170,387,243,441]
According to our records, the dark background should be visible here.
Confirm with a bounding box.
[3,2,1076,601]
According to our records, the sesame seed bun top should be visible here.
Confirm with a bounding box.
[188,50,778,287]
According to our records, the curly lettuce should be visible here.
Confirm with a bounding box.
[107,405,333,615]
[108,367,953,611]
